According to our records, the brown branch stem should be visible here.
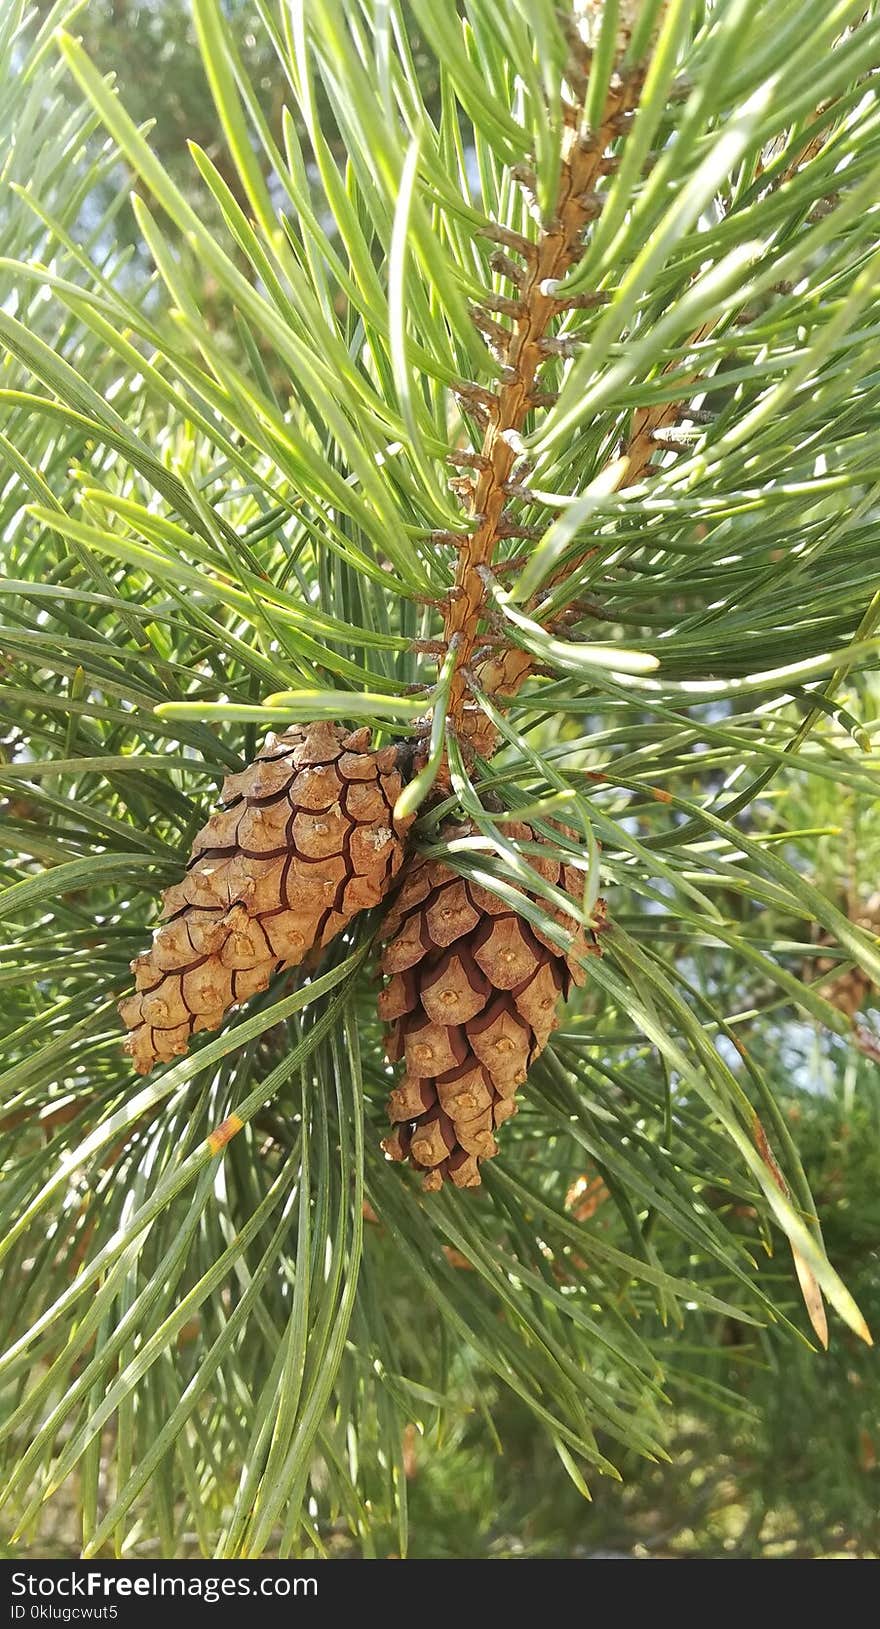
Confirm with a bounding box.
[442,70,643,749]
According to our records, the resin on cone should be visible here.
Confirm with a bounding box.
[378,821,604,1190]
[120,722,414,1073]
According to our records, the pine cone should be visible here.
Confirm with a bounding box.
[378,821,603,1190]
[120,722,414,1073]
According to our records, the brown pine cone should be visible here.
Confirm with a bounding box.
[378,821,604,1190]
[120,722,414,1074]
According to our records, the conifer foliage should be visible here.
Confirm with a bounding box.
[2,0,880,1559]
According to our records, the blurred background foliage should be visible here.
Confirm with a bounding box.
[1,0,880,1560]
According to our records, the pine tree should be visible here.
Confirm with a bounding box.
[2,0,880,1560]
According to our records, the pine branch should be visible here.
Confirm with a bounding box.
[469,82,848,707]
[2,0,880,1558]
[442,63,646,749]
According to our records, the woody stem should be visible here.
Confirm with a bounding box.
[443,73,641,732]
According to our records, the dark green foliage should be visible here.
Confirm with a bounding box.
[1,0,880,1559]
